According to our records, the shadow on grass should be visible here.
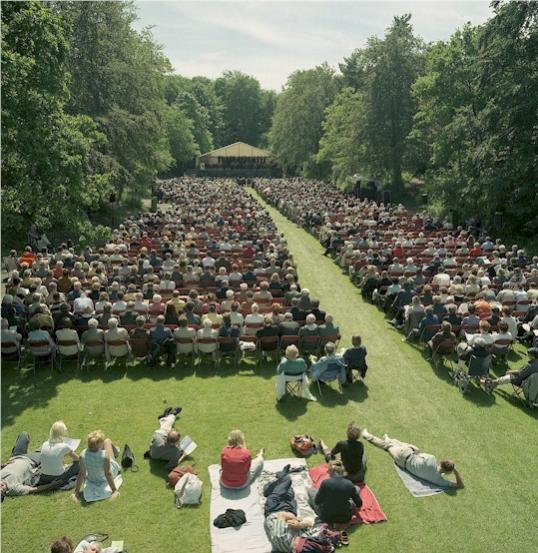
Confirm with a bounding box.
[276,397,308,420]
[494,389,538,420]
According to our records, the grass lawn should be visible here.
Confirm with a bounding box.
[2,193,537,553]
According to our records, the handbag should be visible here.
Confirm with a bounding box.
[121,444,139,472]
[290,435,316,457]
[167,464,197,487]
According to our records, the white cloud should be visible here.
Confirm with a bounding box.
[134,1,493,89]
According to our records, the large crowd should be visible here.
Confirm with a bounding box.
[254,177,538,398]
[1,176,536,552]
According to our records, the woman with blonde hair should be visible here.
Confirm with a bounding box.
[39,421,80,487]
[72,430,122,503]
[220,430,264,489]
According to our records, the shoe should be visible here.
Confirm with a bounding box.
[171,406,183,416]
[157,407,173,420]
[143,450,151,459]
[361,428,371,440]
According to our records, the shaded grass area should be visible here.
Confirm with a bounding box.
[1,193,537,552]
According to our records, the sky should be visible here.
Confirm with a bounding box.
[133,1,493,90]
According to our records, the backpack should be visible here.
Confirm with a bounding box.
[291,435,316,457]
[175,472,203,508]
[121,444,138,472]
[167,464,197,487]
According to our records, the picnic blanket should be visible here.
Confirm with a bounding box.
[393,462,450,497]
[208,458,308,553]
[309,464,387,525]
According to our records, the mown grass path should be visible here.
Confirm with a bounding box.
[0,193,536,553]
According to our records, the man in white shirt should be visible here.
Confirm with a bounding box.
[361,429,464,489]
[73,292,94,315]
[201,254,216,270]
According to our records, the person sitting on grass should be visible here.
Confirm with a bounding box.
[310,342,346,386]
[276,345,316,401]
[72,430,122,504]
[307,460,362,525]
[220,430,264,490]
[485,347,538,394]
[39,421,80,488]
[361,428,464,489]
[1,432,62,500]
[342,336,368,383]
[145,406,183,469]
[319,422,367,483]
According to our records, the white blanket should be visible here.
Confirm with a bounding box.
[208,458,309,553]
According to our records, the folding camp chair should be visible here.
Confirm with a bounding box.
[491,338,513,366]
[513,372,538,409]
[196,337,218,367]
[256,336,280,366]
[105,339,132,370]
[453,354,492,394]
[1,339,22,371]
[279,334,300,353]
[27,340,56,376]
[430,339,456,371]
[174,336,196,366]
[217,337,240,368]
[56,339,82,371]
[313,359,345,397]
[81,340,105,370]
[299,335,321,357]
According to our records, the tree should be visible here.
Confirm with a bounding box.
[317,88,367,183]
[270,63,339,174]
[215,70,267,146]
[58,0,172,200]
[165,104,199,173]
[412,1,538,234]
[1,1,106,238]
[339,15,425,191]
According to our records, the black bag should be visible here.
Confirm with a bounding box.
[121,444,138,472]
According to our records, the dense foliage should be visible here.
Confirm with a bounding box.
[316,3,537,235]
[1,1,275,246]
[2,0,536,243]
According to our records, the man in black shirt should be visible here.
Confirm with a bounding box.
[320,422,366,482]
[308,461,362,524]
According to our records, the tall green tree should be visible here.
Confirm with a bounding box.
[270,63,339,174]
[339,15,425,190]
[215,70,267,146]
[317,88,367,183]
[412,1,538,233]
[58,0,172,200]
[1,1,106,238]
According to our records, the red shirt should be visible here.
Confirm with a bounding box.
[220,446,252,488]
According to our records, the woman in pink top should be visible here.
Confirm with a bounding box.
[220,430,264,489]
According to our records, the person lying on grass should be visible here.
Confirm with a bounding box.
[361,429,464,489]
[1,432,61,500]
